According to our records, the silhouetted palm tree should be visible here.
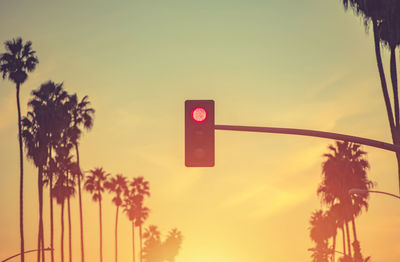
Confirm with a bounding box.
[339,0,400,193]
[0,37,38,262]
[105,174,128,262]
[124,177,150,262]
[317,141,373,261]
[123,194,139,262]
[66,162,78,262]
[51,140,75,262]
[135,204,150,262]
[163,228,183,262]
[68,94,95,262]
[132,177,150,262]
[326,203,342,262]
[142,225,163,262]
[309,210,331,262]
[21,109,48,262]
[84,168,109,262]
[28,81,70,262]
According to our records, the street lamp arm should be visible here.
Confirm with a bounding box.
[349,188,400,200]
[214,125,400,152]
[366,190,400,200]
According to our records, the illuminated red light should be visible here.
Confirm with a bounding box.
[192,107,207,122]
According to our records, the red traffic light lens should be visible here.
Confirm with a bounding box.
[192,107,207,122]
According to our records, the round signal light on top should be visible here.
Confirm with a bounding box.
[192,107,207,123]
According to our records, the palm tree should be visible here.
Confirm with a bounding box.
[0,37,39,262]
[21,110,48,262]
[309,210,331,262]
[163,229,183,262]
[317,141,373,261]
[131,177,150,262]
[123,194,138,262]
[105,174,128,262]
[66,162,77,262]
[135,204,150,262]
[84,168,110,262]
[29,81,70,262]
[68,94,95,262]
[339,0,400,193]
[142,225,163,262]
[51,140,75,262]
[124,177,150,262]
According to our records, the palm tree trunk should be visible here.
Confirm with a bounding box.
[139,225,143,262]
[99,198,103,262]
[345,222,352,258]
[351,216,358,242]
[341,225,346,256]
[37,168,41,262]
[16,82,25,262]
[132,221,136,262]
[37,166,44,262]
[67,181,72,262]
[75,144,85,262]
[390,45,399,128]
[61,201,65,262]
[373,19,396,137]
[372,19,400,194]
[351,216,363,262]
[115,206,119,262]
[50,171,55,262]
[389,45,400,196]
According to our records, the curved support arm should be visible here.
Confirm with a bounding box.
[215,125,400,152]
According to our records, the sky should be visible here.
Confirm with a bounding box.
[1,0,400,261]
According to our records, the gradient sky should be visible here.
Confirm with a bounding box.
[1,0,400,261]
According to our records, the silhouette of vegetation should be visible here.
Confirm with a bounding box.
[123,177,151,262]
[309,141,374,262]
[105,174,128,262]
[1,37,182,262]
[142,225,183,262]
[0,37,39,262]
[51,140,75,262]
[68,94,95,262]
[336,0,400,193]
[84,168,110,262]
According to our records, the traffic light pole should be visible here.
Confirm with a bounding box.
[214,125,400,152]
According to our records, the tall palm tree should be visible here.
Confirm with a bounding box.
[126,177,150,262]
[309,210,331,262]
[51,140,75,262]
[142,225,162,262]
[84,168,109,262]
[68,94,95,262]
[123,194,140,262]
[66,162,77,262]
[135,205,150,262]
[21,110,48,262]
[0,37,39,262]
[339,0,400,193]
[105,174,128,262]
[163,229,183,262]
[317,141,373,261]
[29,81,70,262]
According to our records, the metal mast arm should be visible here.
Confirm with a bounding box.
[215,125,400,152]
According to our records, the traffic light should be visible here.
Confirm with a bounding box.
[185,100,215,167]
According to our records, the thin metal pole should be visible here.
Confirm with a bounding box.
[215,125,400,152]
[366,190,400,200]
[2,248,53,262]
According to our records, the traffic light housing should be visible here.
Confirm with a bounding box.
[185,100,215,167]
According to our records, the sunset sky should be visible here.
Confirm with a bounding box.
[1,0,400,261]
